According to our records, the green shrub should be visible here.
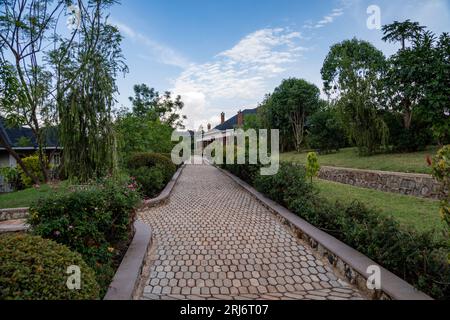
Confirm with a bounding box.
[0,167,24,190]
[17,155,46,188]
[0,234,100,300]
[130,166,165,198]
[126,153,176,198]
[306,152,320,183]
[254,163,315,206]
[225,162,450,299]
[431,145,450,231]
[28,176,140,294]
[308,108,347,153]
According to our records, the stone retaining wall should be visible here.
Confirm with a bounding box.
[318,166,443,199]
[0,208,29,221]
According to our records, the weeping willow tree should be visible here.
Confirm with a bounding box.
[51,0,126,182]
[337,78,389,155]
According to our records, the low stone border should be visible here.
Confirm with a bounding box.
[219,168,433,301]
[0,207,29,222]
[317,165,442,200]
[140,164,186,209]
[104,221,152,300]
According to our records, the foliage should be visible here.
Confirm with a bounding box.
[126,153,176,198]
[308,106,347,153]
[261,78,320,152]
[382,23,450,148]
[0,167,23,191]
[306,152,320,183]
[253,164,316,206]
[382,111,433,152]
[52,2,126,183]
[0,233,100,300]
[382,20,425,50]
[0,0,64,184]
[321,38,388,155]
[116,114,175,161]
[431,145,450,232]
[228,163,449,299]
[129,84,187,129]
[28,176,141,294]
[243,114,263,131]
[17,155,47,188]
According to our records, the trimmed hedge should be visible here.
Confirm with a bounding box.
[127,153,176,198]
[28,176,141,295]
[0,234,100,300]
[225,162,450,299]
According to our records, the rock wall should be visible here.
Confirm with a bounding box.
[0,208,29,221]
[318,166,443,200]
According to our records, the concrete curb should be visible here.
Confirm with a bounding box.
[104,221,152,300]
[140,164,186,209]
[218,167,433,301]
[0,219,29,233]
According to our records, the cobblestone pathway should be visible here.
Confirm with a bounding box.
[138,164,365,300]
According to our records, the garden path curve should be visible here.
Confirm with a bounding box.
[137,163,365,300]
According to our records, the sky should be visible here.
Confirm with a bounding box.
[108,0,450,130]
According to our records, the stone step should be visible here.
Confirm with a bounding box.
[0,219,29,234]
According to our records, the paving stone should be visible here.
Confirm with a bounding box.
[138,164,364,301]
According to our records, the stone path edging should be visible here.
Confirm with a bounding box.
[0,207,29,221]
[141,164,186,209]
[219,168,433,301]
[104,221,152,300]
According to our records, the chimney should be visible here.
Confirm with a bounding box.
[207,123,212,131]
[237,110,244,127]
[221,112,225,125]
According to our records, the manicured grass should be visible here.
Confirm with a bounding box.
[0,185,60,209]
[281,147,439,174]
[315,179,445,235]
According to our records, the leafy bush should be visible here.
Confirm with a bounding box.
[225,162,450,299]
[308,109,347,153]
[28,176,141,294]
[0,234,100,300]
[17,154,47,188]
[127,152,176,198]
[0,167,24,190]
[432,145,450,230]
[254,164,316,206]
[306,152,320,182]
[383,111,433,152]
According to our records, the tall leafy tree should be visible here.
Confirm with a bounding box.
[129,84,186,129]
[263,78,320,153]
[0,0,67,183]
[382,20,425,50]
[115,84,187,162]
[322,38,388,155]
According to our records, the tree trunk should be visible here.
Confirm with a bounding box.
[403,100,413,130]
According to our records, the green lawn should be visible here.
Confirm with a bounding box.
[316,179,445,235]
[0,185,60,209]
[281,147,438,174]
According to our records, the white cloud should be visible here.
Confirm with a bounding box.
[172,28,307,129]
[113,21,190,68]
[304,7,345,29]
